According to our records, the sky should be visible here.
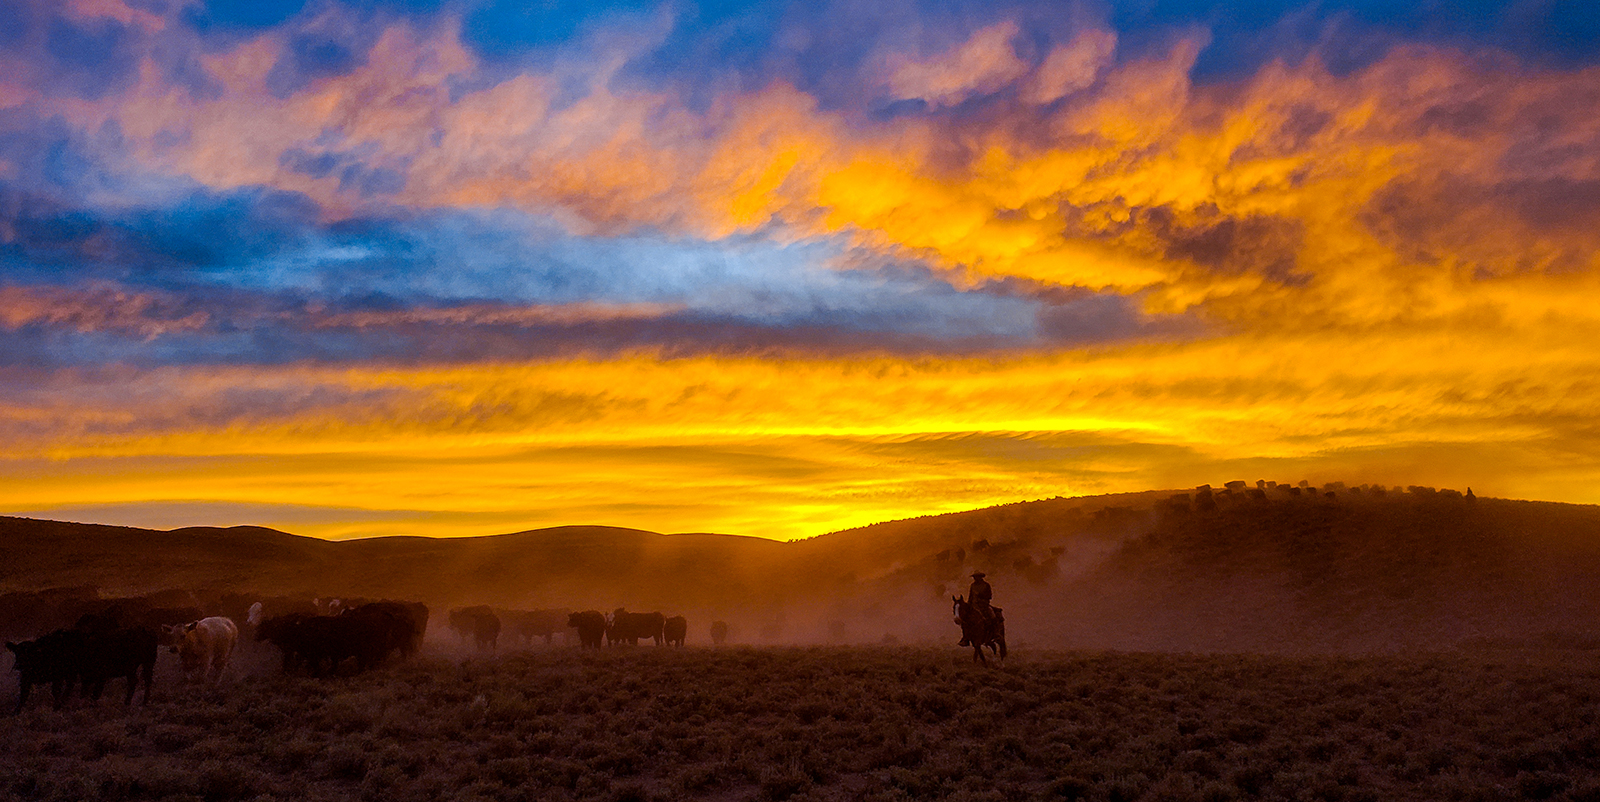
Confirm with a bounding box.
[1,0,1598,540]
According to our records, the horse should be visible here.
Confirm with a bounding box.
[952,595,1006,666]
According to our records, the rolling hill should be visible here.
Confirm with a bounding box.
[4,482,1600,653]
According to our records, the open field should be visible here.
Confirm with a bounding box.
[7,645,1600,802]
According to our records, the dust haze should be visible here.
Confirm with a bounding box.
[6,482,1600,655]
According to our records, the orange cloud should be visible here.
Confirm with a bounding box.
[308,301,684,329]
[33,13,1584,328]
[8,16,1600,538]
[884,21,1029,107]
[62,0,164,30]
[18,10,1596,305]
[0,284,209,337]
[1024,28,1117,105]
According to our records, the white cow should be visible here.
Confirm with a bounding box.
[165,617,238,683]
[246,602,264,628]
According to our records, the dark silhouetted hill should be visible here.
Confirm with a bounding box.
[5,483,1599,652]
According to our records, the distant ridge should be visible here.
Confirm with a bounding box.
[6,484,1600,652]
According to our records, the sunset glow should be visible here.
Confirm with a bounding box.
[3,0,1598,539]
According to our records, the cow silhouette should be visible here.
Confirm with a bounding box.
[567,610,605,649]
[449,606,501,652]
[607,609,665,646]
[663,616,687,647]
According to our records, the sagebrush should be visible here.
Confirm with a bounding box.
[5,645,1600,801]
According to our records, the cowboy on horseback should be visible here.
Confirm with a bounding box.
[959,571,995,647]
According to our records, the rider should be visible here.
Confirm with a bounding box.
[959,571,995,647]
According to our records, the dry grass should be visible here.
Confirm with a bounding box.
[5,646,1600,801]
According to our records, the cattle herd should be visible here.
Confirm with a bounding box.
[2,588,713,713]
[563,609,691,649]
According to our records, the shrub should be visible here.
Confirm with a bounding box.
[322,742,372,780]
[196,759,262,801]
[759,762,812,801]
[361,764,409,801]
[7,647,1600,802]
[607,780,656,802]
[146,723,197,754]
[1047,776,1091,800]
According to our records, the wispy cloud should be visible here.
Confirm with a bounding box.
[1,0,1598,537]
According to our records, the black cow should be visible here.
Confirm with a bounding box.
[344,601,428,658]
[607,609,666,646]
[388,601,430,656]
[403,601,430,654]
[449,606,501,652]
[255,613,316,673]
[255,614,355,675]
[78,627,158,706]
[710,620,729,645]
[567,611,606,649]
[663,615,687,647]
[6,626,157,713]
[254,612,402,677]
[242,596,318,640]
[283,616,362,677]
[7,629,84,712]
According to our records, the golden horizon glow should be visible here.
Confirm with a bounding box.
[7,311,1600,540]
